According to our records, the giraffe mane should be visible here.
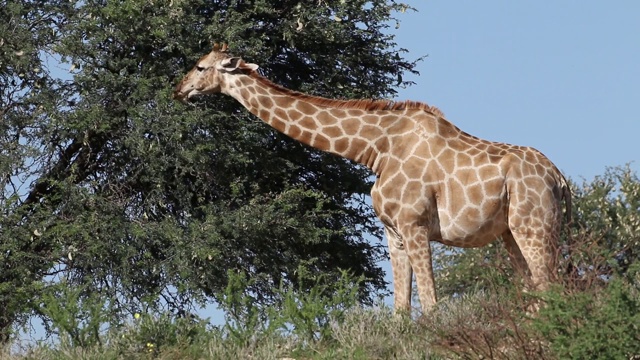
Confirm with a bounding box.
[248,72,445,118]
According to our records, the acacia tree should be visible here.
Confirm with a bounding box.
[0,0,420,340]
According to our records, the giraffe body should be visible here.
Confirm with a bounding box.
[174,44,571,313]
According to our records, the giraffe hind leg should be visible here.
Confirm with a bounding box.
[508,229,552,292]
[502,230,531,283]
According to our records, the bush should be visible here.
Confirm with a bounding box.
[534,276,640,359]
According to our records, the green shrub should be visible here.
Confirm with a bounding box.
[535,278,640,359]
[114,312,210,359]
[217,266,365,356]
[35,282,109,349]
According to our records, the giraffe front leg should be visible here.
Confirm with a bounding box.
[385,226,413,314]
[400,224,437,314]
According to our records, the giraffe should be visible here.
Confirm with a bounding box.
[173,44,571,314]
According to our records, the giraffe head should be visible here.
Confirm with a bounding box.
[173,43,259,102]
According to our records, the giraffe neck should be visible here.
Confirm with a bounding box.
[221,71,390,172]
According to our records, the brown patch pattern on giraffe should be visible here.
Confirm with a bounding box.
[173,45,572,314]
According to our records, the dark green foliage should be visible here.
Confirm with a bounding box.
[1,0,419,341]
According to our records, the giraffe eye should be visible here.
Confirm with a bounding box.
[195,66,205,72]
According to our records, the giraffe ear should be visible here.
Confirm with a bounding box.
[240,61,259,71]
[217,57,259,72]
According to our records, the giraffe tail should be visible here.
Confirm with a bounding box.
[560,175,572,225]
[559,174,576,280]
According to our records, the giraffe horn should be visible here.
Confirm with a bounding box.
[213,43,220,51]
[220,43,228,52]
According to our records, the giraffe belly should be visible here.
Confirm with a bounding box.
[432,211,508,248]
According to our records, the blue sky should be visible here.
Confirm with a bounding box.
[396,1,639,181]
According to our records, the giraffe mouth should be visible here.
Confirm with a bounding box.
[173,79,196,102]
[172,89,193,103]
[173,91,186,101]
[173,86,210,103]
